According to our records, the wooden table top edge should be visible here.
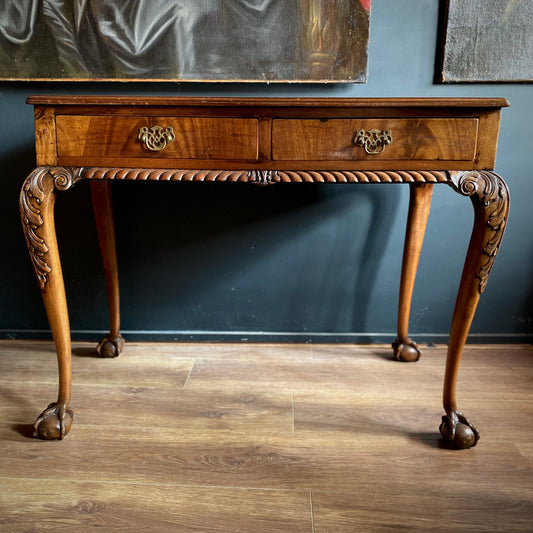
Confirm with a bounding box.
[26,95,510,108]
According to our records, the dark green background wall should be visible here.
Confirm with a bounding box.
[2,0,532,344]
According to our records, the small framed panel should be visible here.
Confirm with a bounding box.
[0,0,371,82]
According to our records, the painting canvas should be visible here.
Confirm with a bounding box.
[0,0,371,82]
[441,0,533,82]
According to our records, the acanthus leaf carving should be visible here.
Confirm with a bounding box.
[20,166,82,289]
[449,170,510,294]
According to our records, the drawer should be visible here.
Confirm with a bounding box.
[56,115,259,160]
[272,118,478,161]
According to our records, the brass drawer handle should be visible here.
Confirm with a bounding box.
[138,126,175,152]
[353,128,393,155]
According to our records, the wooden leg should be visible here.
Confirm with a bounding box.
[440,171,509,449]
[393,183,433,362]
[90,180,124,358]
[20,167,82,439]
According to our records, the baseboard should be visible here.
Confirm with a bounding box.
[1,329,532,344]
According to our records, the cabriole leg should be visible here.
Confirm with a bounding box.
[440,171,509,449]
[393,183,433,362]
[90,180,124,358]
[20,167,82,439]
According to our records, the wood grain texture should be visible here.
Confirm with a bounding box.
[56,115,259,160]
[27,96,510,108]
[0,479,312,533]
[32,97,507,170]
[476,110,504,169]
[272,118,478,161]
[33,106,58,166]
[0,341,195,388]
[311,488,533,533]
[1,342,532,532]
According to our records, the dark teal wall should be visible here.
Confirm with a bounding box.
[2,0,532,343]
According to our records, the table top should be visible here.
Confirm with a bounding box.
[27,95,510,109]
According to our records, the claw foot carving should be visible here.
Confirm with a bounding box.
[33,402,73,440]
[439,411,479,449]
[392,338,421,362]
[96,334,124,358]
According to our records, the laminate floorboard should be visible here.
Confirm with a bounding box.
[0,341,532,532]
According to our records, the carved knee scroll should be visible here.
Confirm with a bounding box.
[20,167,83,289]
[449,170,509,294]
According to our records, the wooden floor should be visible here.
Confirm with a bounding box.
[0,341,532,532]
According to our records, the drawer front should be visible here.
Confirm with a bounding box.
[272,118,478,161]
[56,116,259,160]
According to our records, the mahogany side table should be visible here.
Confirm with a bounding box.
[20,96,509,448]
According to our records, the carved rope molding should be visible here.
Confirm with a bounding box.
[20,167,83,289]
[81,167,452,184]
[449,170,510,294]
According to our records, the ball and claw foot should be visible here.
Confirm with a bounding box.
[439,411,480,449]
[392,338,421,362]
[96,334,124,358]
[33,402,73,440]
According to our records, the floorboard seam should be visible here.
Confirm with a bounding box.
[182,358,196,389]
[310,491,315,533]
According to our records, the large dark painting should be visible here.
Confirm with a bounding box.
[441,0,533,82]
[0,0,371,82]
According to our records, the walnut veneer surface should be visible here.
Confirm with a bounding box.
[20,96,509,448]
